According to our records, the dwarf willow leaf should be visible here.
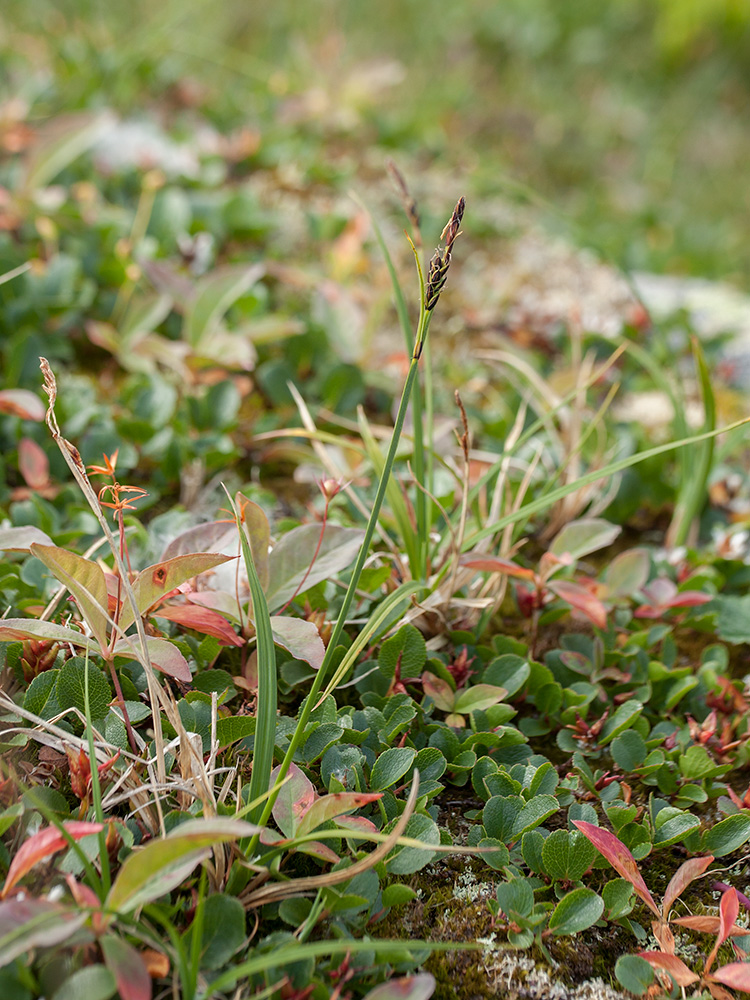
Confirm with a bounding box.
[55,658,110,719]
[370,747,417,791]
[548,887,604,936]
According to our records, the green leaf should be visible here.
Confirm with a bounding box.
[382,884,419,907]
[610,729,647,771]
[51,965,116,1000]
[30,544,109,652]
[379,625,427,681]
[24,670,60,720]
[713,595,750,644]
[511,795,559,839]
[106,818,260,913]
[598,700,643,745]
[0,898,87,967]
[477,838,510,871]
[412,747,446,783]
[602,548,650,599]
[454,684,507,714]
[216,715,256,748]
[24,111,112,191]
[483,795,523,843]
[494,879,534,919]
[185,893,246,970]
[265,525,365,612]
[615,954,655,995]
[370,748,417,791]
[702,814,750,857]
[602,879,635,920]
[483,654,530,697]
[55,658,110,719]
[385,813,440,874]
[679,745,720,780]
[528,762,559,797]
[0,619,97,652]
[541,829,597,881]
[522,830,546,874]
[548,887,604,936]
[652,810,700,848]
[664,676,698,710]
[118,553,233,632]
[184,263,265,348]
[549,518,621,563]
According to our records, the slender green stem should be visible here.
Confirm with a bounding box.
[225,490,277,830]
[83,649,110,896]
[252,309,432,843]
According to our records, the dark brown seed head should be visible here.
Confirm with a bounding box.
[424,197,465,312]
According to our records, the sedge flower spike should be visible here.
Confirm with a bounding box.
[424,196,465,312]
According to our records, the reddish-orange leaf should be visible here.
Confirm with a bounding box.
[152,603,243,646]
[459,553,536,580]
[18,438,50,489]
[712,963,750,991]
[2,821,103,898]
[663,855,714,917]
[548,579,608,629]
[674,915,750,937]
[101,935,152,1000]
[0,389,46,421]
[573,820,661,917]
[638,952,699,987]
[719,887,741,947]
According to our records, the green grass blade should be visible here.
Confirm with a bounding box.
[667,336,717,547]
[202,938,474,996]
[225,490,277,826]
[358,407,419,574]
[83,648,110,896]
[463,414,749,549]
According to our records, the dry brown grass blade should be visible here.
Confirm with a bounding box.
[240,770,423,909]
[39,359,217,815]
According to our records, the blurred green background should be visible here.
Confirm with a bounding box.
[3,0,750,281]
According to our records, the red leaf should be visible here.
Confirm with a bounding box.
[719,887,741,947]
[573,820,660,917]
[638,952,699,987]
[2,821,104,897]
[663,855,714,917]
[0,389,46,421]
[674,915,750,937]
[152,604,243,646]
[296,790,383,838]
[547,579,608,629]
[18,438,50,489]
[101,934,152,1000]
[712,962,750,991]
[664,591,713,609]
[459,553,536,580]
[421,672,456,712]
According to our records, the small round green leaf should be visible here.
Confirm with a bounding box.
[370,748,417,791]
[51,965,116,1000]
[615,954,655,995]
[186,893,246,969]
[702,814,750,857]
[548,887,604,936]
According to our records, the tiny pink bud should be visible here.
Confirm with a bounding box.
[320,478,342,501]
